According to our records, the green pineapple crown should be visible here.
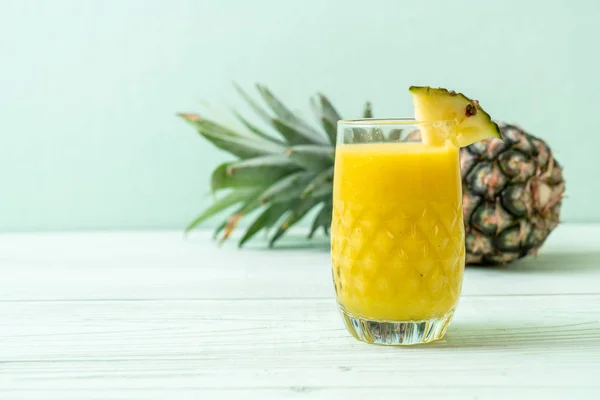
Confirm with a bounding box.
[179,83,371,247]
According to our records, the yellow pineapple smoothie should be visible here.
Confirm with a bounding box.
[332,87,500,345]
[331,142,465,322]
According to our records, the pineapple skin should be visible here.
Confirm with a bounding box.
[462,122,565,265]
[407,122,565,265]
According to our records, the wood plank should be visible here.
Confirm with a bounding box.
[1,295,599,399]
[1,224,600,301]
[0,388,596,400]
[2,225,600,398]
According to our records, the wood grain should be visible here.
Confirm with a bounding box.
[1,224,599,399]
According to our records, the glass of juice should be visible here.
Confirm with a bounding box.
[331,118,465,345]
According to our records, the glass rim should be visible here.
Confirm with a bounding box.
[338,118,454,127]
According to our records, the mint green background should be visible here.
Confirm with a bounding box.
[0,0,597,231]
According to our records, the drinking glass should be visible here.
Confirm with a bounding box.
[331,118,465,345]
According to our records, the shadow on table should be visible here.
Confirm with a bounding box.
[435,319,600,348]
[472,251,600,274]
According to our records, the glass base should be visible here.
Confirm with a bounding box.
[338,305,454,346]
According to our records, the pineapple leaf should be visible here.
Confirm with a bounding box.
[256,84,326,142]
[185,188,259,233]
[301,166,334,198]
[286,145,334,172]
[211,156,299,192]
[238,202,290,247]
[259,171,314,204]
[233,83,273,124]
[363,102,373,118]
[237,83,326,145]
[179,113,240,137]
[255,85,328,145]
[303,181,333,200]
[320,117,337,145]
[218,197,263,243]
[228,154,297,171]
[232,110,285,145]
[205,134,281,159]
[319,94,342,124]
[269,197,322,247]
[309,201,332,238]
[272,118,326,146]
[318,94,341,145]
[310,96,337,145]
[180,113,284,159]
[389,128,404,142]
[255,84,301,124]
[213,219,227,239]
[310,96,320,122]
[372,128,385,142]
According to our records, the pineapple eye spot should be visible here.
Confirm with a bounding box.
[465,104,478,117]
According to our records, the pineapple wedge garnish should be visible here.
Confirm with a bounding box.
[410,86,501,147]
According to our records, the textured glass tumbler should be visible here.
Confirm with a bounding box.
[331,119,466,345]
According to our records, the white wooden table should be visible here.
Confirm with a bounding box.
[1,224,600,399]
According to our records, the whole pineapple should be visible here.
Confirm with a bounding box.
[463,123,565,264]
[181,84,565,265]
[407,123,565,265]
